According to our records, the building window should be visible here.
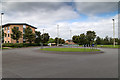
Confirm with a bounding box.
[16,27,19,30]
[23,36,25,39]
[16,41,19,43]
[5,34,6,37]
[8,34,9,37]
[23,28,25,33]
[30,28,32,31]
[8,30,10,33]
[23,25,26,28]
[2,28,4,31]
[8,27,9,30]
[8,41,9,43]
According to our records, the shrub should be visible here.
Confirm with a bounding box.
[2,43,14,47]
[13,43,24,48]
[2,43,41,48]
[43,43,48,46]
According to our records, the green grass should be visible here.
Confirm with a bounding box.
[97,45,120,48]
[79,45,83,47]
[40,48,100,52]
[2,47,9,49]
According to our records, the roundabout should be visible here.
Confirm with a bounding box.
[40,47,104,54]
[2,47,118,78]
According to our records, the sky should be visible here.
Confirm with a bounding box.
[0,0,119,40]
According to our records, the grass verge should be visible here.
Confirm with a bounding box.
[97,45,120,48]
[2,47,9,49]
[40,48,100,52]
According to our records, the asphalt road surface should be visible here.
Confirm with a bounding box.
[2,47,118,78]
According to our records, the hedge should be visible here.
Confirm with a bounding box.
[2,43,48,48]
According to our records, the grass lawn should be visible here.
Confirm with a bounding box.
[40,48,100,52]
[97,45,120,48]
[2,47,9,49]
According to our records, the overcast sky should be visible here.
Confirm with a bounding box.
[0,0,119,40]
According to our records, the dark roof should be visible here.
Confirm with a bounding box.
[2,23,37,29]
[66,40,72,42]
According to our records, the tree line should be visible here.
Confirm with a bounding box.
[3,27,120,45]
[72,31,120,45]
[3,26,50,44]
[2,26,65,45]
[48,37,65,45]
[95,36,120,45]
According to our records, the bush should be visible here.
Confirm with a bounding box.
[2,43,41,48]
[43,43,48,46]
[2,43,14,47]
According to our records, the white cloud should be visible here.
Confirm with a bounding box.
[1,2,119,40]
[48,14,118,39]
[2,2,79,24]
[74,2,118,16]
[2,0,72,2]
[2,0,120,2]
[74,0,119,2]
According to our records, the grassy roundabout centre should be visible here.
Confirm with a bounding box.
[40,48,100,52]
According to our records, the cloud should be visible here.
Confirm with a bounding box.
[74,2,118,16]
[3,0,72,2]
[36,14,118,40]
[74,0,119,2]
[58,14,118,39]
[2,0,120,2]
[2,2,79,25]
[1,2,119,40]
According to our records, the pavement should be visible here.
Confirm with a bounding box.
[2,47,118,78]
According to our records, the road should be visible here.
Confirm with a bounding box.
[2,47,118,78]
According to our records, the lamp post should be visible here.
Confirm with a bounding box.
[112,19,115,47]
[70,30,72,40]
[57,25,59,46]
[41,29,45,49]
[43,29,45,34]
[0,13,4,79]
[1,13,4,50]
[70,29,72,47]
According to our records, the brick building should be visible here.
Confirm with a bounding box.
[65,40,75,45]
[2,23,37,43]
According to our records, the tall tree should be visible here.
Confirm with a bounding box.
[48,38,55,43]
[11,27,22,43]
[41,33,50,43]
[100,38,104,45]
[35,31,41,43]
[79,33,86,45]
[60,38,65,44]
[24,26,35,43]
[55,37,58,45]
[109,37,113,45]
[104,36,109,45]
[72,35,80,44]
[86,31,96,45]
[118,38,120,45]
[95,36,101,45]
[54,37,65,45]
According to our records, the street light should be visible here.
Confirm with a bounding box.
[0,13,4,80]
[70,29,72,48]
[70,30,72,40]
[57,25,59,46]
[43,29,45,34]
[112,19,115,47]
[41,28,45,49]
[1,13,4,49]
